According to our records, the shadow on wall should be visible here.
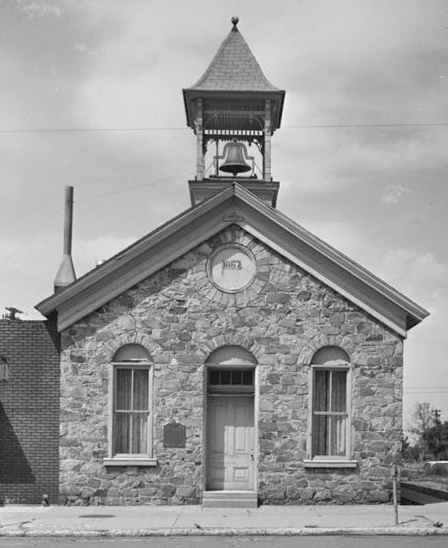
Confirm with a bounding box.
[0,402,35,484]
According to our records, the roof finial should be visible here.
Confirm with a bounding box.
[231,16,239,31]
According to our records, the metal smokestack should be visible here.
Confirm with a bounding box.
[53,186,76,293]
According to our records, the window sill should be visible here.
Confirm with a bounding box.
[103,457,158,467]
[303,459,357,469]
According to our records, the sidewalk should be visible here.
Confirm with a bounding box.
[0,502,447,537]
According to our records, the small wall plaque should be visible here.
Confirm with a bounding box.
[163,421,186,448]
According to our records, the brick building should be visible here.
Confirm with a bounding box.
[0,318,59,504]
[1,19,428,506]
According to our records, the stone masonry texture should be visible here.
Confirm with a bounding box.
[0,319,60,504]
[60,226,403,505]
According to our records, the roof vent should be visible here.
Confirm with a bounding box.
[2,307,23,320]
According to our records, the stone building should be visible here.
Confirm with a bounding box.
[2,19,428,507]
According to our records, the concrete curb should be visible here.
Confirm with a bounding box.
[0,527,448,537]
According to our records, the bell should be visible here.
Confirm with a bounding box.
[219,140,252,176]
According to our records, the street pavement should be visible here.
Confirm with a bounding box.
[1,537,448,547]
[0,502,447,537]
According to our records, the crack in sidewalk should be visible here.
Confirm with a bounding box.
[0,519,34,533]
[169,509,183,533]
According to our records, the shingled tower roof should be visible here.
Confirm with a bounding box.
[188,18,280,92]
[183,18,285,132]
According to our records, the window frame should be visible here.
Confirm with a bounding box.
[207,367,255,394]
[104,358,156,467]
[305,361,356,468]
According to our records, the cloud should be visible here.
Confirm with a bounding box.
[0,0,446,419]
[0,233,136,319]
[299,219,363,259]
[0,236,57,318]
[75,235,137,276]
[16,1,62,18]
[381,184,409,205]
[379,249,446,306]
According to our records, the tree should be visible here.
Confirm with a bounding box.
[403,403,448,461]
[410,402,437,438]
[422,410,448,460]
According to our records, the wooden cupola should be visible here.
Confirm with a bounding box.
[183,17,285,207]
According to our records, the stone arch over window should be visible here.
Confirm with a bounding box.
[112,343,151,363]
[99,332,161,363]
[205,345,257,367]
[195,333,256,360]
[311,346,350,366]
[298,337,353,366]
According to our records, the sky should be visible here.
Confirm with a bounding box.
[0,0,447,426]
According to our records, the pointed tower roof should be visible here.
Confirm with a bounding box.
[183,17,285,131]
[189,17,279,92]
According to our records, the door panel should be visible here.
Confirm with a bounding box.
[207,395,254,490]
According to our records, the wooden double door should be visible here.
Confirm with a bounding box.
[206,395,255,490]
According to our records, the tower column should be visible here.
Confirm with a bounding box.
[263,99,272,181]
[195,98,205,180]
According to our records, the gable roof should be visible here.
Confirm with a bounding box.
[36,184,429,335]
[186,24,279,92]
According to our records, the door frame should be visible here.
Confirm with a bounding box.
[202,361,258,493]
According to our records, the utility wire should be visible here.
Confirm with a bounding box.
[406,389,448,392]
[406,386,448,390]
[0,122,448,134]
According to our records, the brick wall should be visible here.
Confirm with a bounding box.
[0,318,60,504]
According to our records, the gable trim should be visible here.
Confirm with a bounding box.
[36,184,428,334]
[55,212,232,332]
[237,187,428,326]
[36,186,238,317]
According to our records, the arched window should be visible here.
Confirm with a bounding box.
[309,346,351,462]
[106,344,155,465]
[113,343,151,362]
[206,345,256,393]
[206,345,257,367]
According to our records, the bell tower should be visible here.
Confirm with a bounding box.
[183,17,285,207]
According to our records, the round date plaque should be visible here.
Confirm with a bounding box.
[207,244,256,293]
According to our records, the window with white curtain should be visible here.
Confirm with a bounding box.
[111,344,152,457]
[311,346,350,459]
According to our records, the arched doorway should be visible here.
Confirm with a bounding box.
[205,346,257,491]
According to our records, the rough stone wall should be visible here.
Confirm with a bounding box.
[60,226,403,505]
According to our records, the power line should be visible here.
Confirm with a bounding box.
[0,121,448,135]
[406,386,448,390]
[405,390,448,393]
[286,122,448,129]
[0,127,187,134]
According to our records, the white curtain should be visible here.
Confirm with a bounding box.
[114,368,149,454]
[313,369,347,456]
